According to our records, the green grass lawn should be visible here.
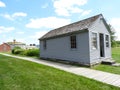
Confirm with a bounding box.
[93,47,120,74]
[0,54,119,90]
[3,51,39,59]
[112,47,120,63]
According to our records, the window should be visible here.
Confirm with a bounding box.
[43,40,47,50]
[106,35,109,47]
[70,35,77,49]
[92,33,97,49]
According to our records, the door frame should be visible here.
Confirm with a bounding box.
[99,33,105,57]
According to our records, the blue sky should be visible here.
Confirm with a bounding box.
[0,0,120,45]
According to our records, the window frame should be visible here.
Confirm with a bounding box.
[91,32,97,50]
[43,40,47,50]
[70,35,77,49]
[105,35,109,48]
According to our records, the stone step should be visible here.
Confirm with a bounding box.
[101,59,116,65]
[112,63,120,67]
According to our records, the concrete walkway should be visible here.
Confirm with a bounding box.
[1,53,120,88]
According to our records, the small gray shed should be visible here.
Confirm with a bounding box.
[39,14,111,66]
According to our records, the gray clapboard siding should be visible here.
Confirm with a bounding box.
[40,31,90,65]
[39,14,111,66]
[89,16,111,64]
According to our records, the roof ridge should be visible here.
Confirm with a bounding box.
[40,14,102,40]
[49,14,102,32]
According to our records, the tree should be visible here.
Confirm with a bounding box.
[12,46,22,54]
[106,24,116,47]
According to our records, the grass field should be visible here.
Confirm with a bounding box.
[93,47,120,74]
[112,47,120,63]
[0,54,120,90]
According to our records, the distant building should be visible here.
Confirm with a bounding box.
[7,39,26,49]
[0,39,38,52]
[25,44,38,49]
[0,43,11,52]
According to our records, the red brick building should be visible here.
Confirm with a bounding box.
[0,43,11,52]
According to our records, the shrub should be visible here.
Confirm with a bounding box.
[25,49,39,57]
[12,49,15,54]
[14,49,24,54]
[11,46,40,57]
[12,46,22,54]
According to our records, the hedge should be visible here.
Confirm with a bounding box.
[12,46,40,57]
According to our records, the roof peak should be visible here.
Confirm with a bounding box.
[50,14,102,32]
[40,14,103,40]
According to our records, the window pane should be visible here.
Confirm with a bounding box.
[106,35,109,47]
[70,36,77,48]
[92,33,97,49]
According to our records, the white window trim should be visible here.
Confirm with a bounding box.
[91,32,98,50]
[105,35,109,48]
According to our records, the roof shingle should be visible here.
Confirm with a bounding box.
[40,14,102,40]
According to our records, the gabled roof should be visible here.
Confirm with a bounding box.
[0,43,11,47]
[40,14,102,40]
[7,42,25,45]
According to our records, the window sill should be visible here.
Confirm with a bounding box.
[70,48,77,51]
[92,48,97,50]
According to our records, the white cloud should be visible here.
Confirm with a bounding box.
[6,37,26,43]
[16,31,24,34]
[41,3,48,8]
[0,1,6,7]
[5,37,14,42]
[1,12,27,20]
[2,35,6,38]
[81,10,92,16]
[0,26,15,33]
[28,31,48,44]
[2,14,13,20]
[30,31,48,39]
[12,12,27,17]
[110,18,120,40]
[53,0,88,16]
[26,17,71,29]
[70,7,83,13]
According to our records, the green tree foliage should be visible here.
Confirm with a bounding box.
[24,49,39,57]
[106,24,116,47]
[116,41,120,47]
[12,46,22,54]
